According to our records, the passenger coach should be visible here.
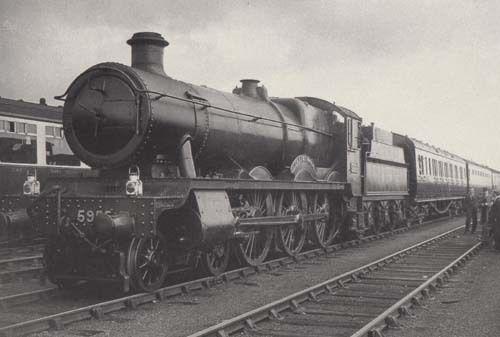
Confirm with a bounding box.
[467,161,493,197]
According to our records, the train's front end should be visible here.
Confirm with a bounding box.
[42,33,188,292]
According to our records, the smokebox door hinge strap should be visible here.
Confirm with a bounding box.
[89,78,107,96]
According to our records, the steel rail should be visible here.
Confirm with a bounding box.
[0,244,44,256]
[0,216,460,337]
[352,241,482,337]
[0,287,58,310]
[0,238,45,250]
[0,255,43,268]
[0,266,45,284]
[185,225,471,337]
[0,255,44,284]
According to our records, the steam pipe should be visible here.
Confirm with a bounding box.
[179,135,197,178]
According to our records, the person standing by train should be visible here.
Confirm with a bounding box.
[464,189,478,234]
[488,192,500,250]
[480,188,491,241]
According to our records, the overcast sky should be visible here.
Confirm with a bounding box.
[1,0,499,168]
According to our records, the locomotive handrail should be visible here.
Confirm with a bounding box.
[146,89,334,137]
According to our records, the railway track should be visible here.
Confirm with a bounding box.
[187,226,481,337]
[0,244,44,259]
[0,256,44,284]
[0,242,45,286]
[0,236,45,251]
[0,216,464,337]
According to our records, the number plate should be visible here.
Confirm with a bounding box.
[74,209,112,224]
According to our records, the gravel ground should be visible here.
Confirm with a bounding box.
[30,217,464,337]
[385,236,500,337]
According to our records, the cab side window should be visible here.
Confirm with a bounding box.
[346,118,353,149]
[347,119,361,150]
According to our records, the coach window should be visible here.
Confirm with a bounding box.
[418,155,424,175]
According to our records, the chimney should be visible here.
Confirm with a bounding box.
[127,32,169,76]
[39,98,47,105]
[240,79,260,98]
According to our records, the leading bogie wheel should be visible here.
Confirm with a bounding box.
[200,241,231,276]
[276,191,307,256]
[129,234,169,292]
[234,191,274,266]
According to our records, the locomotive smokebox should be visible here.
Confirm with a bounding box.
[127,32,169,76]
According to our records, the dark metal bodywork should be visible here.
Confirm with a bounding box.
[39,176,344,288]
[41,176,345,236]
[361,125,408,200]
[62,63,339,176]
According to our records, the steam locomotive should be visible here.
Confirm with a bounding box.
[32,32,498,292]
